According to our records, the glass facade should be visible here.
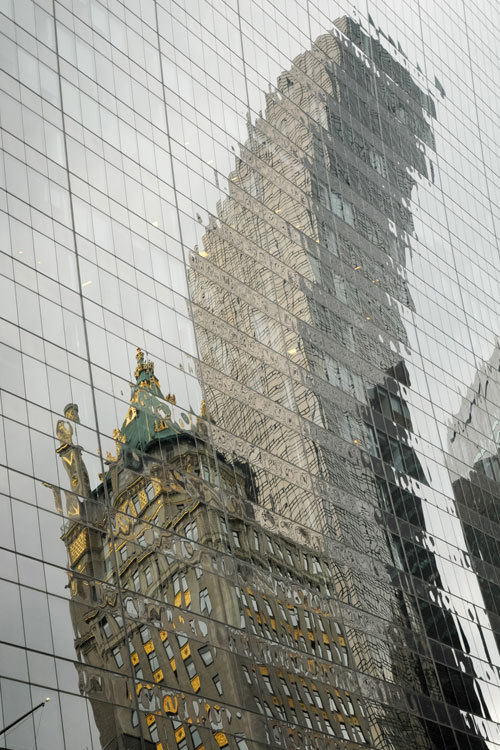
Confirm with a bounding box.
[1,1,499,749]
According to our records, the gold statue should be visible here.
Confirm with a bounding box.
[56,419,73,447]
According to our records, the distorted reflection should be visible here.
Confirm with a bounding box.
[51,349,378,749]
[189,14,499,750]
[28,10,499,750]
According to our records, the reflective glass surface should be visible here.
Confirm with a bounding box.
[1,1,500,749]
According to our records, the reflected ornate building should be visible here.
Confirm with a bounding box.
[53,350,376,750]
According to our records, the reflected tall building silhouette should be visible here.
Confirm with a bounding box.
[189,15,492,750]
[365,366,492,749]
[190,16,431,527]
[448,344,500,655]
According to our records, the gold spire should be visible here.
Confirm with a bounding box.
[134,347,156,381]
[134,348,165,397]
[197,398,215,430]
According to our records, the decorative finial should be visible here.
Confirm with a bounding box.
[105,428,127,463]
[56,419,73,447]
[64,403,80,423]
[197,398,214,432]
[53,402,90,501]
[134,347,157,383]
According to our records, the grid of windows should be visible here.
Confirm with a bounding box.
[1,2,499,750]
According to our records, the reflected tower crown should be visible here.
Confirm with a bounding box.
[134,347,164,396]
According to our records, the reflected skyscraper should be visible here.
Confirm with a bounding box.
[448,344,500,654]
[190,15,495,750]
[365,367,492,749]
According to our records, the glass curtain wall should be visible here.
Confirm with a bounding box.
[0,1,499,750]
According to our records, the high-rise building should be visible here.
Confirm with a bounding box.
[190,14,498,750]
[448,344,500,656]
[0,3,499,750]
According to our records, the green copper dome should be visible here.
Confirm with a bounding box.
[114,349,196,456]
